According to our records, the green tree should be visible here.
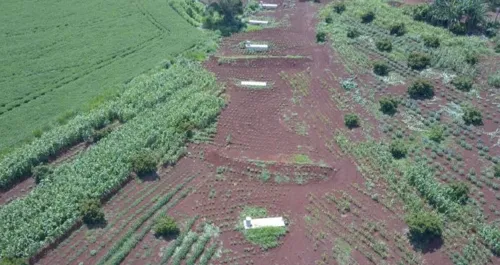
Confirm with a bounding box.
[379,97,398,115]
[428,125,445,143]
[32,164,53,184]
[407,52,431,70]
[373,61,389,76]
[154,216,180,238]
[408,79,434,99]
[405,211,443,244]
[447,182,469,204]
[344,114,360,128]
[376,38,392,52]
[203,0,244,36]
[131,150,157,176]
[462,104,483,126]
[451,76,473,92]
[390,140,407,159]
[80,199,105,225]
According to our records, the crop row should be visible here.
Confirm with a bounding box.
[0,61,224,259]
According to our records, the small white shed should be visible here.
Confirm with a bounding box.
[259,2,278,9]
[248,19,269,25]
[245,40,269,51]
[241,81,267,87]
[243,216,286,229]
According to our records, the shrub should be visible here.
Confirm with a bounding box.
[32,164,53,184]
[488,72,500,88]
[390,23,406,36]
[465,53,478,65]
[405,211,443,244]
[495,43,500,53]
[316,31,327,42]
[361,11,375,23]
[154,216,180,238]
[411,4,431,22]
[408,79,434,99]
[423,35,440,48]
[0,258,27,265]
[462,105,483,126]
[325,15,333,24]
[344,113,360,129]
[333,2,346,13]
[494,163,500,178]
[390,140,407,159]
[373,61,389,76]
[80,199,105,225]
[447,182,469,204]
[428,125,445,143]
[451,76,473,92]
[347,28,360,38]
[379,97,398,115]
[407,52,431,70]
[131,150,157,176]
[450,23,466,35]
[376,38,392,52]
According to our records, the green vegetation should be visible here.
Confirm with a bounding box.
[293,154,313,164]
[347,28,360,38]
[407,52,431,70]
[131,150,157,176]
[376,38,392,52]
[488,71,500,88]
[408,79,434,99]
[237,206,287,249]
[423,35,440,48]
[361,10,375,23]
[32,164,53,184]
[0,0,210,154]
[80,199,105,225]
[462,104,483,126]
[451,76,473,92]
[154,216,180,238]
[389,140,407,159]
[0,61,224,259]
[373,61,389,76]
[0,258,27,265]
[316,31,327,42]
[447,182,469,205]
[379,97,398,115]
[405,211,443,244]
[333,2,346,14]
[389,22,406,36]
[428,125,445,143]
[494,163,500,178]
[344,113,360,128]
[203,0,245,36]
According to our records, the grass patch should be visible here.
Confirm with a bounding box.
[293,154,313,164]
[237,206,287,250]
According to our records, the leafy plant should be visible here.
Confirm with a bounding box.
[390,22,406,36]
[0,258,27,265]
[379,97,398,115]
[450,23,467,35]
[32,164,53,184]
[407,52,431,70]
[333,2,346,13]
[131,150,157,176]
[494,163,500,178]
[488,72,500,88]
[411,4,431,22]
[447,182,469,204]
[405,211,443,244]
[465,53,478,65]
[361,10,375,23]
[423,35,440,48]
[154,216,180,238]
[451,76,473,92]
[316,31,327,43]
[376,38,392,52]
[428,125,445,143]
[344,113,360,129]
[373,61,389,76]
[390,140,407,159]
[80,199,105,225]
[347,28,360,38]
[462,104,483,126]
[408,79,434,99]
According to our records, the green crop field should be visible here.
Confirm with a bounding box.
[0,0,209,154]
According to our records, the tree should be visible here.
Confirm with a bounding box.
[408,79,434,99]
[451,76,473,92]
[431,0,488,32]
[203,0,244,36]
[405,211,443,244]
[32,164,53,184]
[373,61,389,76]
[428,125,445,143]
[80,199,105,225]
[333,2,346,13]
[379,97,398,115]
[431,0,463,28]
[447,182,469,204]
[407,52,431,70]
[316,31,327,42]
[376,38,392,52]
[390,140,407,159]
[423,35,440,48]
[487,0,500,22]
[390,23,407,36]
[154,216,180,238]
[361,11,375,23]
[462,104,483,125]
[131,150,157,176]
[344,114,360,128]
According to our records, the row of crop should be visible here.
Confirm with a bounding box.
[0,62,224,259]
[100,185,194,265]
[159,216,199,264]
[0,60,216,189]
[169,0,205,27]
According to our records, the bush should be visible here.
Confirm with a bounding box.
[428,125,445,143]
[154,216,180,238]
[376,38,392,52]
[344,113,360,129]
[0,258,27,265]
[32,164,53,184]
[450,23,466,35]
[411,4,431,22]
[462,105,483,126]
[451,76,473,92]
[488,72,500,88]
[80,199,105,225]
[495,43,500,53]
[407,52,431,70]
[333,2,346,13]
[373,61,389,76]
[405,211,443,244]
[379,97,398,115]
[408,79,434,99]
[131,150,157,176]
[390,23,406,36]
[390,140,407,159]
[423,35,440,48]
[494,163,500,178]
[447,182,469,204]
[325,15,333,24]
[316,31,327,43]
[361,11,375,23]
[347,28,360,38]
[465,53,478,65]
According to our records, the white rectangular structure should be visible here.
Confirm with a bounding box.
[248,20,269,25]
[245,43,269,51]
[244,217,285,229]
[241,81,267,87]
[260,3,278,9]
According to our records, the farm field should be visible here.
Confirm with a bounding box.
[1,0,500,265]
[0,0,211,155]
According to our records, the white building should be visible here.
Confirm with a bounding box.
[243,216,286,229]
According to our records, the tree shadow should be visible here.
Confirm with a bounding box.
[410,236,444,254]
[155,233,179,241]
[138,171,159,182]
[86,219,108,230]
